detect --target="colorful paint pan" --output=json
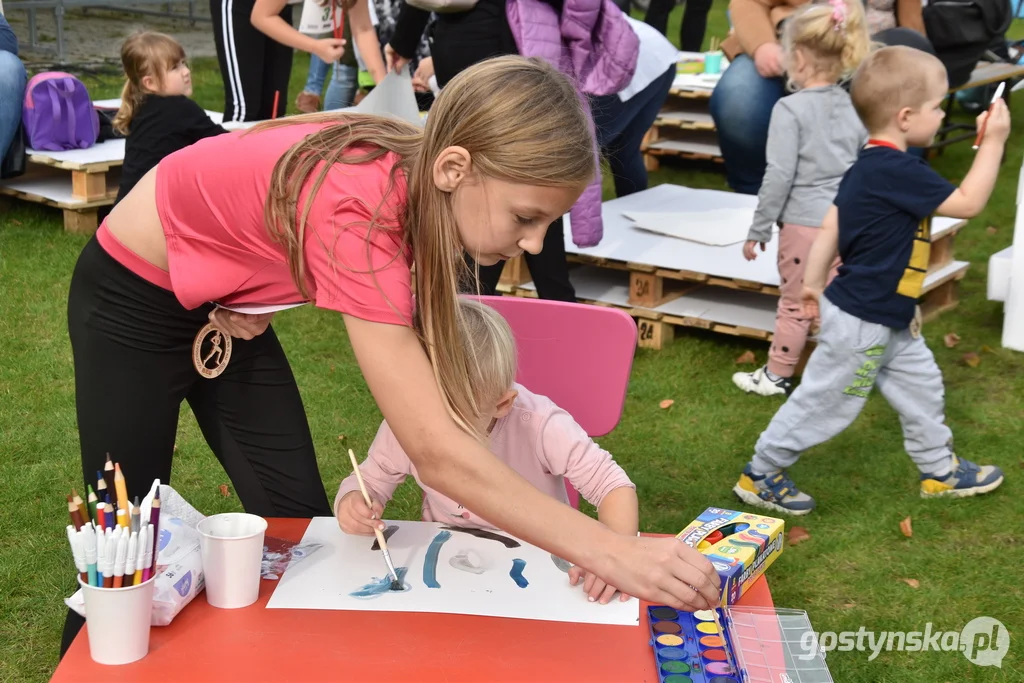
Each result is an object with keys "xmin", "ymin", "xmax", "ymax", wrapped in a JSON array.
[
  {"xmin": 656, "ymin": 634, "xmax": 684, "ymax": 647},
  {"xmin": 661, "ymin": 661, "xmax": 690, "ymax": 674},
  {"xmin": 651, "ymin": 606, "xmax": 679, "ymax": 620},
  {"xmin": 705, "ymin": 662, "xmax": 734, "ymax": 675},
  {"xmin": 647, "ymin": 605, "xmax": 742, "ymax": 683}
]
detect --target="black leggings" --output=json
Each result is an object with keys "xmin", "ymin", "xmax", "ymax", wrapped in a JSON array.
[
  {"xmin": 645, "ymin": 0, "xmax": 713, "ymax": 52},
  {"xmin": 61, "ymin": 237, "xmax": 331, "ymax": 654},
  {"xmin": 210, "ymin": 0, "xmax": 293, "ymax": 121}
]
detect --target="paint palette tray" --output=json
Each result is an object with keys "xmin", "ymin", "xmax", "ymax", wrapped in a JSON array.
[
  {"xmin": 648, "ymin": 605, "xmax": 833, "ymax": 683},
  {"xmin": 648, "ymin": 606, "xmax": 741, "ymax": 682}
]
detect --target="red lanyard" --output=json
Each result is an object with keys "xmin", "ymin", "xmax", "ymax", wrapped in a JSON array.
[
  {"xmin": 866, "ymin": 139, "xmax": 901, "ymax": 150},
  {"xmin": 332, "ymin": 2, "xmax": 346, "ymax": 41}
]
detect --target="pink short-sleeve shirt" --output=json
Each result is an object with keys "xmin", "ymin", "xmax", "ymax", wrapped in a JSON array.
[{"xmin": 154, "ymin": 123, "xmax": 413, "ymax": 325}]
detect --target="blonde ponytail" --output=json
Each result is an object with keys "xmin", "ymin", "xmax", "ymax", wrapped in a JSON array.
[{"xmin": 783, "ymin": 0, "xmax": 876, "ymax": 84}]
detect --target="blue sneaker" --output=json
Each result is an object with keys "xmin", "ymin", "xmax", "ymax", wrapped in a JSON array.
[
  {"xmin": 920, "ymin": 456, "xmax": 1004, "ymax": 498},
  {"xmin": 733, "ymin": 463, "xmax": 815, "ymax": 516}
]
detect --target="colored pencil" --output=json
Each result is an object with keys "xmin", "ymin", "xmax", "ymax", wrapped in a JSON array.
[
  {"xmin": 103, "ymin": 454, "xmax": 116, "ymax": 500},
  {"xmin": 86, "ymin": 485, "xmax": 99, "ymax": 527},
  {"xmin": 114, "ymin": 463, "xmax": 129, "ymax": 519},
  {"xmin": 131, "ymin": 498, "xmax": 141, "ymax": 534},
  {"xmin": 104, "ymin": 502, "xmax": 115, "ymax": 530},
  {"xmin": 67, "ymin": 496, "xmax": 85, "ymax": 531},
  {"xmin": 149, "ymin": 490, "xmax": 162, "ymax": 574},
  {"xmin": 272, "ymin": 90, "xmax": 280, "ymax": 120},
  {"xmin": 116, "ymin": 507, "xmax": 128, "ymax": 529},
  {"xmin": 71, "ymin": 489, "xmax": 89, "ymax": 524}
]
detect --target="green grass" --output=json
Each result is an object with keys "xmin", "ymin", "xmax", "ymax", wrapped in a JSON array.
[{"xmin": 2, "ymin": 7, "xmax": 1024, "ymax": 682}]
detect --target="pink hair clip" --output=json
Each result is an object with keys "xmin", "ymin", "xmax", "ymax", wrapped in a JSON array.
[{"xmin": 829, "ymin": 0, "xmax": 847, "ymax": 29}]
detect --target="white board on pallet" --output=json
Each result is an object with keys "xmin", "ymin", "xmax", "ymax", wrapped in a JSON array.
[
  {"xmin": 564, "ymin": 185, "xmax": 969, "ymax": 289},
  {"xmin": 520, "ymin": 266, "xmax": 779, "ymax": 334}
]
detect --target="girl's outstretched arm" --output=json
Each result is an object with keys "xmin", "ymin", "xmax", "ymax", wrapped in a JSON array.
[{"xmin": 343, "ymin": 314, "xmax": 721, "ymax": 611}]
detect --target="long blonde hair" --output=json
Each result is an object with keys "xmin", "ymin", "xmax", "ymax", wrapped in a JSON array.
[
  {"xmin": 112, "ymin": 31, "xmax": 187, "ymax": 136},
  {"xmin": 251, "ymin": 56, "xmax": 594, "ymax": 438},
  {"xmin": 458, "ymin": 299, "xmax": 518, "ymax": 406},
  {"xmin": 783, "ymin": 0, "xmax": 873, "ymax": 86}
]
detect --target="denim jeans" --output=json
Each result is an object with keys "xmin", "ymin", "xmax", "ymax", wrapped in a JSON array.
[
  {"xmin": 0, "ymin": 50, "xmax": 27, "ymax": 159},
  {"xmin": 708, "ymin": 54, "xmax": 785, "ymax": 195},
  {"xmin": 710, "ymin": 28, "xmax": 935, "ymax": 194},
  {"xmin": 303, "ymin": 53, "xmax": 332, "ymax": 95},
  {"xmin": 324, "ymin": 62, "xmax": 359, "ymax": 110},
  {"xmin": 591, "ymin": 65, "xmax": 675, "ymax": 198}
]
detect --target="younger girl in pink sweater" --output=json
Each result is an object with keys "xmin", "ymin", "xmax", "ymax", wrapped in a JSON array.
[{"xmin": 336, "ymin": 298, "xmax": 639, "ymax": 604}]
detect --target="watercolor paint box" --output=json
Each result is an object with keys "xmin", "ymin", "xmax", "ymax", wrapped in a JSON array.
[
  {"xmin": 648, "ymin": 605, "xmax": 834, "ymax": 683},
  {"xmin": 677, "ymin": 508, "xmax": 785, "ymax": 608}
]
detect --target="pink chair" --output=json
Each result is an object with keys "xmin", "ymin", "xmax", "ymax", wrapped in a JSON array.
[{"xmin": 474, "ymin": 296, "xmax": 638, "ymax": 508}]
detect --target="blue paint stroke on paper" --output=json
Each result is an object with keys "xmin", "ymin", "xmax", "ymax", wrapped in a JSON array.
[
  {"xmin": 509, "ymin": 558, "xmax": 529, "ymax": 588},
  {"xmin": 349, "ymin": 566, "xmax": 409, "ymax": 599},
  {"xmin": 423, "ymin": 530, "xmax": 452, "ymax": 588}
]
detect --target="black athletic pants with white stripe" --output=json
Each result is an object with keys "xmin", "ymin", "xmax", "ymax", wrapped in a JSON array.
[{"xmin": 210, "ymin": 0, "xmax": 293, "ymax": 122}]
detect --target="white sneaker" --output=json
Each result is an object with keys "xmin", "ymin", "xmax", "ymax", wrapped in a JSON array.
[{"xmin": 732, "ymin": 366, "xmax": 791, "ymax": 396}]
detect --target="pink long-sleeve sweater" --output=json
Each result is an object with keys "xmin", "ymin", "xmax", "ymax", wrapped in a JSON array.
[{"xmin": 335, "ymin": 384, "xmax": 635, "ymax": 529}]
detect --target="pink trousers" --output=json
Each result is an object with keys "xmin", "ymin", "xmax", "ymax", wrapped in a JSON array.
[{"xmin": 768, "ymin": 223, "xmax": 841, "ymax": 378}]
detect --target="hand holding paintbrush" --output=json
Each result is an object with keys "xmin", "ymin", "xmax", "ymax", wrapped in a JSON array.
[
  {"xmin": 973, "ymin": 83, "xmax": 1008, "ymax": 150},
  {"xmin": 347, "ymin": 448, "xmax": 402, "ymax": 591}
]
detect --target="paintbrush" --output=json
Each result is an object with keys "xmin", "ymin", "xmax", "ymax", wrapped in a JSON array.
[{"xmin": 347, "ymin": 448, "xmax": 401, "ymax": 590}]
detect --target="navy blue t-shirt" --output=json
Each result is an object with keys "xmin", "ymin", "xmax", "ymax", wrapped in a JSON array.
[{"xmin": 824, "ymin": 147, "xmax": 956, "ymax": 329}]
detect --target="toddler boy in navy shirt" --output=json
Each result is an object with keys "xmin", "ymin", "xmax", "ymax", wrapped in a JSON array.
[{"xmin": 734, "ymin": 47, "xmax": 1008, "ymax": 515}]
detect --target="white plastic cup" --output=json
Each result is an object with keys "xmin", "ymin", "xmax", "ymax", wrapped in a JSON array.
[
  {"xmin": 78, "ymin": 575, "xmax": 156, "ymax": 665},
  {"xmin": 197, "ymin": 512, "xmax": 267, "ymax": 609}
]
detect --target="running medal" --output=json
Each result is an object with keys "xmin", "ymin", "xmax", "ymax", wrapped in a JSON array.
[{"xmin": 192, "ymin": 323, "xmax": 232, "ymax": 378}]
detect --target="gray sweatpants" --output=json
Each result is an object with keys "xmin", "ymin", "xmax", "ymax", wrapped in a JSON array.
[{"xmin": 752, "ymin": 297, "xmax": 953, "ymax": 476}]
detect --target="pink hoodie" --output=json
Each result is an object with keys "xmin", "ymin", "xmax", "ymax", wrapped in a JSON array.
[{"xmin": 335, "ymin": 384, "xmax": 634, "ymax": 529}]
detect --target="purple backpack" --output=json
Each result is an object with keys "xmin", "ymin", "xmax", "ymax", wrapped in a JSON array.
[{"xmin": 22, "ymin": 72, "xmax": 99, "ymax": 151}]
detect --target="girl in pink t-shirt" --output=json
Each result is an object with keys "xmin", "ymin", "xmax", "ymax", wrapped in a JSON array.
[
  {"xmin": 336, "ymin": 299, "xmax": 639, "ymax": 604},
  {"xmin": 64, "ymin": 57, "xmax": 719, "ymax": 651}
]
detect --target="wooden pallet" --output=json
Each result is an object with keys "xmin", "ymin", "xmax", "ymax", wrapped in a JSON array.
[
  {"xmin": 643, "ymin": 84, "xmax": 722, "ymax": 171},
  {"xmin": 0, "ymin": 163, "xmax": 119, "ymax": 233}
]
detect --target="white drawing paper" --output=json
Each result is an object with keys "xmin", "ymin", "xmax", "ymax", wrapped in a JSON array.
[
  {"xmin": 266, "ymin": 518, "xmax": 640, "ymax": 627},
  {"xmin": 624, "ymin": 208, "xmax": 764, "ymax": 246},
  {"xmin": 354, "ymin": 68, "xmax": 422, "ymax": 127}
]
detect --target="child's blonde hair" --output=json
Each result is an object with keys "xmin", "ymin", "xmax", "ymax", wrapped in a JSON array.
[
  {"xmin": 457, "ymin": 299, "xmax": 518, "ymax": 406},
  {"xmin": 250, "ymin": 56, "xmax": 594, "ymax": 440},
  {"xmin": 113, "ymin": 31, "xmax": 187, "ymax": 136},
  {"xmin": 850, "ymin": 46, "xmax": 948, "ymax": 133},
  {"xmin": 782, "ymin": 0, "xmax": 872, "ymax": 87}
]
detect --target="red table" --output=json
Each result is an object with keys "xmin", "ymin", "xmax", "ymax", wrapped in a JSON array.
[{"xmin": 54, "ymin": 519, "xmax": 776, "ymax": 682}]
